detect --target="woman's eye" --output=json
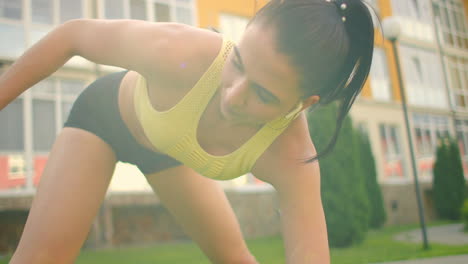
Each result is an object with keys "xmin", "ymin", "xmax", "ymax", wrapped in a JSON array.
[
  {"xmin": 232, "ymin": 58, "xmax": 243, "ymax": 71},
  {"xmin": 254, "ymin": 87, "xmax": 271, "ymax": 104},
  {"xmin": 257, "ymin": 93, "xmax": 270, "ymax": 104}
]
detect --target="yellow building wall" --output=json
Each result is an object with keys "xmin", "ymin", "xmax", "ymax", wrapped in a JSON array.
[
  {"xmin": 465, "ymin": 0, "xmax": 468, "ymax": 21},
  {"xmin": 376, "ymin": 0, "xmax": 402, "ymax": 102},
  {"xmin": 197, "ymin": 0, "xmax": 269, "ymax": 29},
  {"xmin": 196, "ymin": 0, "xmax": 408, "ymax": 103}
]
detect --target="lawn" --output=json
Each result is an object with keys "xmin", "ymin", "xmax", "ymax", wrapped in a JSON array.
[{"xmin": 1, "ymin": 220, "xmax": 467, "ymax": 264}]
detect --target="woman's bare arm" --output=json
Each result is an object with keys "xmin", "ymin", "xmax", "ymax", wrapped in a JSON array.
[
  {"xmin": 0, "ymin": 19, "xmax": 200, "ymax": 110},
  {"xmin": 252, "ymin": 115, "xmax": 330, "ymax": 264},
  {"xmin": 146, "ymin": 166, "xmax": 258, "ymax": 264}
]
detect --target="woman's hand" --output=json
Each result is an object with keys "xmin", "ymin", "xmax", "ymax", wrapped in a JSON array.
[
  {"xmin": 252, "ymin": 115, "xmax": 330, "ymax": 264},
  {"xmin": 274, "ymin": 162, "xmax": 329, "ymax": 264}
]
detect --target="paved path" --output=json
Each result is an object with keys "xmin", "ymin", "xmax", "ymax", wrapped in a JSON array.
[
  {"xmin": 373, "ymin": 254, "xmax": 468, "ymax": 264},
  {"xmin": 393, "ymin": 224, "xmax": 468, "ymax": 245},
  {"xmin": 373, "ymin": 224, "xmax": 468, "ymax": 264}
]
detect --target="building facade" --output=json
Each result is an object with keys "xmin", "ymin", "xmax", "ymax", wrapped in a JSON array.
[
  {"xmin": 0, "ymin": 0, "xmax": 198, "ymax": 193},
  {"xmin": 352, "ymin": 0, "xmax": 468, "ymax": 186},
  {"xmin": 0, "ymin": 0, "xmax": 468, "ymax": 225}
]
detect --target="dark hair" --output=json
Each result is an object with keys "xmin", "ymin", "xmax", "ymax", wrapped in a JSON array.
[{"xmin": 251, "ymin": 0, "xmax": 375, "ymax": 163}]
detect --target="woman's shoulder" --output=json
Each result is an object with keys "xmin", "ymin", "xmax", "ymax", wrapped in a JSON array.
[
  {"xmin": 143, "ymin": 23, "xmax": 224, "ymax": 86},
  {"xmin": 252, "ymin": 114, "xmax": 317, "ymax": 180}
]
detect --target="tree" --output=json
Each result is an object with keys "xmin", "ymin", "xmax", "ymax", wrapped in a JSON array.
[
  {"xmin": 432, "ymin": 137, "xmax": 467, "ymax": 220},
  {"xmin": 307, "ymin": 103, "xmax": 370, "ymax": 247},
  {"xmin": 356, "ymin": 131, "xmax": 387, "ymax": 229}
]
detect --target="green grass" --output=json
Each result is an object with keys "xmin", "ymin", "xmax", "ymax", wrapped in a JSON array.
[{"xmin": 1, "ymin": 221, "xmax": 467, "ymax": 264}]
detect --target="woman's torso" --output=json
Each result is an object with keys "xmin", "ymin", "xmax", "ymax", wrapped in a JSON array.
[{"xmin": 117, "ymin": 33, "xmax": 262, "ymax": 159}]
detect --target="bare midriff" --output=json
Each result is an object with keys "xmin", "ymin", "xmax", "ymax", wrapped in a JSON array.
[{"xmin": 117, "ymin": 71, "xmax": 163, "ymax": 154}]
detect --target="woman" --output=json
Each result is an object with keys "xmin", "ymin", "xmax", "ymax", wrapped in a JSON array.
[{"xmin": 0, "ymin": 0, "xmax": 374, "ymax": 263}]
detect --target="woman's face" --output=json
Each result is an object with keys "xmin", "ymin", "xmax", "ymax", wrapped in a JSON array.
[{"xmin": 219, "ymin": 23, "xmax": 309, "ymax": 127}]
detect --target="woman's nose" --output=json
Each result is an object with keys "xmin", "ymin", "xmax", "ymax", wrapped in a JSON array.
[{"xmin": 225, "ymin": 78, "xmax": 248, "ymax": 108}]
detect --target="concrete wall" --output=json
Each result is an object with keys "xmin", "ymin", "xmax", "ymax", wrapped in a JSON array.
[
  {"xmin": 1, "ymin": 182, "xmax": 465, "ymax": 254},
  {"xmin": 85, "ymin": 188, "xmax": 281, "ymax": 249},
  {"xmin": 380, "ymin": 181, "xmax": 438, "ymax": 226}
]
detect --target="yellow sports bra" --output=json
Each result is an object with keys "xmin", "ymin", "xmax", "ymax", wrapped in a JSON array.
[{"xmin": 134, "ymin": 38, "xmax": 297, "ymax": 180}]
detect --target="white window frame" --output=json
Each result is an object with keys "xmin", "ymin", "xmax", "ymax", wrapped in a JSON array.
[
  {"xmin": 29, "ymin": 77, "xmax": 86, "ymax": 153},
  {"xmin": 448, "ymin": 56, "xmax": 468, "ymax": 110},
  {"xmin": 0, "ymin": 0, "xmax": 87, "ymax": 60},
  {"xmin": 0, "ymin": 0, "xmax": 23, "ymax": 21},
  {"xmin": 433, "ymin": 0, "xmax": 468, "ymax": 49},
  {"xmin": 412, "ymin": 114, "xmax": 450, "ymax": 178},
  {"xmin": 379, "ymin": 123, "xmax": 406, "ymax": 179},
  {"xmin": 370, "ymin": 47, "xmax": 392, "ymax": 101},
  {"xmin": 391, "ymin": 0, "xmax": 432, "ymax": 23},
  {"xmin": 98, "ymin": 0, "xmax": 196, "ymax": 25},
  {"xmin": 8, "ymin": 154, "xmax": 25, "ymax": 180},
  {"xmin": 400, "ymin": 45, "xmax": 448, "ymax": 109},
  {"xmin": 0, "ymin": 0, "xmax": 25, "ymax": 60},
  {"xmin": 29, "ymin": 0, "xmax": 86, "ymax": 26},
  {"xmin": 58, "ymin": 0, "xmax": 85, "ymax": 23}
]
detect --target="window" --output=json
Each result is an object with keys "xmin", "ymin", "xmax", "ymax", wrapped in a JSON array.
[
  {"xmin": 370, "ymin": 47, "xmax": 391, "ymax": 101},
  {"xmin": 173, "ymin": 0, "xmax": 193, "ymax": 25},
  {"xmin": 31, "ymin": 79, "xmax": 56, "ymax": 152},
  {"xmin": 104, "ymin": 0, "xmax": 125, "ymax": 19},
  {"xmin": 61, "ymin": 79, "xmax": 85, "ymax": 122},
  {"xmin": 101, "ymin": 0, "xmax": 195, "ymax": 25},
  {"xmin": 0, "ymin": 99, "xmax": 24, "ymax": 152},
  {"xmin": 33, "ymin": 100, "xmax": 56, "ymax": 152},
  {"xmin": 130, "ymin": 0, "xmax": 147, "ymax": 20},
  {"xmin": 411, "ymin": 57, "xmax": 423, "ymax": 84},
  {"xmin": 31, "ymin": 0, "xmax": 54, "ymax": 24},
  {"xmin": 0, "ymin": 23, "xmax": 26, "ymax": 57},
  {"xmin": 175, "ymin": 6, "xmax": 192, "ymax": 25},
  {"xmin": 400, "ymin": 46, "xmax": 447, "ymax": 109},
  {"xmin": 61, "ymin": 79, "xmax": 85, "ymax": 97},
  {"xmin": 8, "ymin": 155, "xmax": 25, "ymax": 179},
  {"xmin": 0, "ymin": 0, "xmax": 25, "ymax": 58},
  {"xmin": 153, "ymin": 0, "xmax": 194, "ymax": 24},
  {"xmin": 413, "ymin": 114, "xmax": 450, "ymax": 178},
  {"xmin": 154, "ymin": 2, "xmax": 170, "ymax": 22},
  {"xmin": 28, "ymin": 78, "xmax": 86, "ymax": 152},
  {"xmin": 0, "ymin": 0, "xmax": 22, "ymax": 20},
  {"xmin": 391, "ymin": 0, "xmax": 432, "ymax": 23},
  {"xmin": 433, "ymin": 0, "xmax": 468, "ymax": 49},
  {"xmin": 379, "ymin": 124, "xmax": 405, "ymax": 178},
  {"xmin": 448, "ymin": 56, "xmax": 468, "ymax": 110},
  {"xmin": 59, "ymin": 0, "xmax": 83, "ymax": 23},
  {"xmin": 410, "ymin": 0, "xmax": 421, "ymax": 19}
]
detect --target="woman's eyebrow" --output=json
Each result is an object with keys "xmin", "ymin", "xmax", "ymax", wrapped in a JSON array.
[
  {"xmin": 254, "ymin": 83, "xmax": 280, "ymax": 104},
  {"xmin": 234, "ymin": 45, "xmax": 281, "ymax": 105},
  {"xmin": 233, "ymin": 46, "xmax": 244, "ymax": 68}
]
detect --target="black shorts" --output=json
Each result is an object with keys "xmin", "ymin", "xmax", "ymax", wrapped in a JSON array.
[{"xmin": 64, "ymin": 71, "xmax": 182, "ymax": 174}]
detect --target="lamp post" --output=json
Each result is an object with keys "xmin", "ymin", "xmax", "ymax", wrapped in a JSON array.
[{"xmin": 382, "ymin": 16, "xmax": 430, "ymax": 250}]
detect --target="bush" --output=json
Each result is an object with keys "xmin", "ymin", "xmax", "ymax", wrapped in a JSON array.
[
  {"xmin": 432, "ymin": 137, "xmax": 467, "ymax": 220},
  {"xmin": 463, "ymin": 199, "xmax": 468, "ymax": 232},
  {"xmin": 307, "ymin": 103, "xmax": 370, "ymax": 247},
  {"xmin": 356, "ymin": 131, "xmax": 387, "ymax": 229}
]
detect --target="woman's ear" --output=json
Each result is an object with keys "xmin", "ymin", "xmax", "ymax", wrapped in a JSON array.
[
  {"xmin": 302, "ymin": 95, "xmax": 320, "ymax": 110},
  {"xmin": 285, "ymin": 101, "xmax": 304, "ymax": 119}
]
